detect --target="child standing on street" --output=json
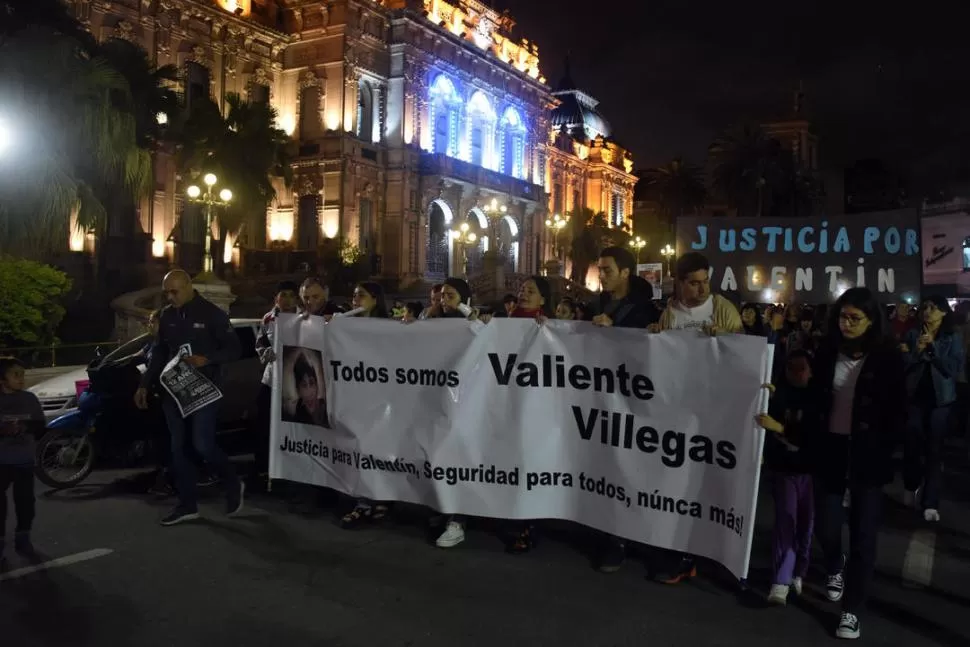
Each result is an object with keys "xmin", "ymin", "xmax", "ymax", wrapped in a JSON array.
[
  {"xmin": 0, "ymin": 356, "xmax": 45, "ymax": 561},
  {"xmin": 757, "ymin": 350, "xmax": 815, "ymax": 605}
]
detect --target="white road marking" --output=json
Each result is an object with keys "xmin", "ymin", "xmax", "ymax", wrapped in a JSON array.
[
  {"xmin": 901, "ymin": 529, "xmax": 936, "ymax": 587},
  {"xmin": 0, "ymin": 548, "xmax": 113, "ymax": 582}
]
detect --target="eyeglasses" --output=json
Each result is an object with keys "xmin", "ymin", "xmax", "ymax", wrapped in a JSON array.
[{"xmin": 838, "ymin": 313, "xmax": 868, "ymax": 325}]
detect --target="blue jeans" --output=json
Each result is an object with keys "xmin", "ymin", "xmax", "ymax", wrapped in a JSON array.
[{"xmin": 162, "ymin": 398, "xmax": 239, "ymax": 513}]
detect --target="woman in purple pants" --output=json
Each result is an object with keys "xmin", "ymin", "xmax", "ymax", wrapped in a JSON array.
[{"xmin": 757, "ymin": 349, "xmax": 815, "ymax": 606}]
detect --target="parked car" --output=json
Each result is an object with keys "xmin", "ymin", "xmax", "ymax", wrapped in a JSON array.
[{"xmin": 29, "ymin": 318, "xmax": 264, "ymax": 430}]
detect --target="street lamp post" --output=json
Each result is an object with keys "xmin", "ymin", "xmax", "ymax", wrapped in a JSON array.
[
  {"xmin": 449, "ymin": 222, "xmax": 478, "ymax": 278},
  {"xmin": 661, "ymin": 244, "xmax": 675, "ymax": 277},
  {"xmin": 629, "ymin": 236, "xmax": 646, "ymax": 265},
  {"xmin": 185, "ymin": 173, "xmax": 233, "ymax": 277},
  {"xmin": 544, "ymin": 213, "xmax": 568, "ymax": 261}
]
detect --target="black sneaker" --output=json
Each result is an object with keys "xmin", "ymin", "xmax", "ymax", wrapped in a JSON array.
[
  {"xmin": 14, "ymin": 532, "xmax": 35, "ymax": 557},
  {"xmin": 826, "ymin": 572, "xmax": 845, "ymax": 602},
  {"xmin": 598, "ymin": 538, "xmax": 626, "ymax": 573},
  {"xmin": 227, "ymin": 481, "xmax": 245, "ymax": 517},
  {"xmin": 160, "ymin": 508, "xmax": 201, "ymax": 526},
  {"xmin": 836, "ymin": 612, "xmax": 860, "ymax": 639}
]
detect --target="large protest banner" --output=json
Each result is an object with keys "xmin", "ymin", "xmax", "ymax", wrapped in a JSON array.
[
  {"xmin": 269, "ymin": 314, "xmax": 772, "ymax": 578},
  {"xmin": 676, "ymin": 210, "xmax": 921, "ymax": 303}
]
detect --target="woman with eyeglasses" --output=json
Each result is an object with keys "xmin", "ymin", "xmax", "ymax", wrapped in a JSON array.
[
  {"xmin": 899, "ymin": 296, "xmax": 964, "ymax": 523},
  {"xmin": 804, "ymin": 288, "xmax": 906, "ymax": 640}
]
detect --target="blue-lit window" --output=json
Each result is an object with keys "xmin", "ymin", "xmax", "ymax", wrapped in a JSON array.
[
  {"xmin": 499, "ymin": 107, "xmax": 526, "ymax": 179},
  {"xmin": 429, "ymin": 75, "xmax": 461, "ymax": 157}
]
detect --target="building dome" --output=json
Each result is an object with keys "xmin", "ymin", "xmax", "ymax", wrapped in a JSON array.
[{"xmin": 550, "ymin": 63, "xmax": 611, "ymax": 140}]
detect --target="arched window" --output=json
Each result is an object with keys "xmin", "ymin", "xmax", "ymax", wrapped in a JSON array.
[
  {"xmin": 357, "ymin": 81, "xmax": 374, "ymax": 142},
  {"xmin": 466, "ymin": 91, "xmax": 496, "ymax": 168},
  {"xmin": 429, "ymin": 75, "xmax": 461, "ymax": 157},
  {"xmin": 499, "ymin": 106, "xmax": 526, "ymax": 179}
]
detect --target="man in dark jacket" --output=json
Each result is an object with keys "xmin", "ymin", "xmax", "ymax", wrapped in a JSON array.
[
  {"xmin": 135, "ymin": 270, "xmax": 243, "ymax": 526},
  {"xmin": 590, "ymin": 246, "xmax": 656, "ymax": 573},
  {"xmin": 593, "ymin": 246, "xmax": 658, "ymax": 330}
]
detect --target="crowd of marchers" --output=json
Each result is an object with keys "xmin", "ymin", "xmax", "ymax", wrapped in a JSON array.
[{"xmin": 1, "ymin": 244, "xmax": 960, "ymax": 641}]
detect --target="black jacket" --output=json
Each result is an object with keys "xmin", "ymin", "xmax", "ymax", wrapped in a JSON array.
[
  {"xmin": 597, "ymin": 276, "xmax": 657, "ymax": 329},
  {"xmin": 141, "ymin": 292, "xmax": 241, "ymax": 388},
  {"xmin": 764, "ymin": 382, "xmax": 812, "ymax": 473},
  {"xmin": 805, "ymin": 340, "xmax": 906, "ymax": 487}
]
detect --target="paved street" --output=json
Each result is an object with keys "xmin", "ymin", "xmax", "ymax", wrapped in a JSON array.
[{"xmin": 3, "ymin": 456, "xmax": 970, "ymax": 647}]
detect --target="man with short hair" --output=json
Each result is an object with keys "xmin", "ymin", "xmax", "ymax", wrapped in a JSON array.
[
  {"xmin": 253, "ymin": 280, "xmax": 300, "ymax": 486},
  {"xmin": 592, "ymin": 246, "xmax": 657, "ymax": 573},
  {"xmin": 135, "ymin": 270, "xmax": 244, "ymax": 526},
  {"xmin": 658, "ymin": 252, "xmax": 743, "ymax": 334},
  {"xmin": 419, "ymin": 284, "xmax": 444, "ymax": 320},
  {"xmin": 651, "ymin": 251, "xmax": 743, "ymax": 584},
  {"xmin": 300, "ymin": 277, "xmax": 339, "ymax": 317},
  {"xmin": 592, "ymin": 246, "xmax": 657, "ymax": 330}
]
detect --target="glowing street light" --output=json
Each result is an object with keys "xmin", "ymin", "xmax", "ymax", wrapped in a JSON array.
[
  {"xmin": 185, "ymin": 173, "xmax": 233, "ymax": 276},
  {"xmin": 0, "ymin": 117, "xmax": 11, "ymax": 156},
  {"xmin": 450, "ymin": 222, "xmax": 478, "ymax": 277},
  {"xmin": 629, "ymin": 235, "xmax": 646, "ymax": 264},
  {"xmin": 544, "ymin": 213, "xmax": 568, "ymax": 261},
  {"xmin": 661, "ymin": 244, "xmax": 675, "ymax": 277}
]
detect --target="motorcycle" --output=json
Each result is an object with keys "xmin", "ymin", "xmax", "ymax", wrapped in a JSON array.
[{"xmin": 34, "ymin": 347, "xmax": 160, "ymax": 489}]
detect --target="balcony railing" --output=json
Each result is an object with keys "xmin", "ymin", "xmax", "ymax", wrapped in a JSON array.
[{"xmin": 419, "ymin": 152, "xmax": 545, "ymax": 202}]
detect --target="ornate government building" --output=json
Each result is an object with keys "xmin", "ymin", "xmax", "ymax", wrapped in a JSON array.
[{"xmin": 68, "ymin": 0, "xmax": 636, "ymax": 289}]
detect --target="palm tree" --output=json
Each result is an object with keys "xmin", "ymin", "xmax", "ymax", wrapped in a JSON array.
[
  {"xmin": 709, "ymin": 124, "xmax": 785, "ymax": 217},
  {"xmin": 97, "ymin": 38, "xmax": 179, "ymax": 151},
  {"xmin": 640, "ymin": 159, "xmax": 707, "ymax": 221},
  {"xmin": 0, "ymin": 28, "xmax": 152, "ymax": 257},
  {"xmin": 177, "ymin": 93, "xmax": 293, "ymax": 274},
  {"xmin": 565, "ymin": 208, "xmax": 616, "ymax": 284}
]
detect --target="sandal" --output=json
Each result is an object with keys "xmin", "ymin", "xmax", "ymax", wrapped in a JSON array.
[
  {"xmin": 340, "ymin": 506, "xmax": 373, "ymax": 529},
  {"xmin": 371, "ymin": 504, "xmax": 389, "ymax": 522},
  {"xmin": 506, "ymin": 526, "xmax": 537, "ymax": 554}
]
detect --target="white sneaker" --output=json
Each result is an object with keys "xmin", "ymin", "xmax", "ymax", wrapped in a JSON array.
[
  {"xmin": 792, "ymin": 576, "xmax": 803, "ymax": 596},
  {"xmin": 836, "ymin": 611, "xmax": 860, "ymax": 639},
  {"xmin": 924, "ymin": 508, "xmax": 940, "ymax": 522},
  {"xmin": 435, "ymin": 521, "xmax": 465, "ymax": 548},
  {"xmin": 767, "ymin": 584, "xmax": 789, "ymax": 605},
  {"xmin": 903, "ymin": 489, "xmax": 918, "ymax": 509},
  {"xmin": 825, "ymin": 572, "xmax": 845, "ymax": 602}
]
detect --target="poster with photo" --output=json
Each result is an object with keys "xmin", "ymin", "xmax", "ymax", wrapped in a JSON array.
[
  {"xmin": 637, "ymin": 263, "xmax": 664, "ymax": 299},
  {"xmin": 279, "ymin": 346, "xmax": 329, "ymax": 428}
]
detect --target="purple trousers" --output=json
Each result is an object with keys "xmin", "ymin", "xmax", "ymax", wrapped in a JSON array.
[{"xmin": 771, "ymin": 472, "xmax": 814, "ymax": 585}]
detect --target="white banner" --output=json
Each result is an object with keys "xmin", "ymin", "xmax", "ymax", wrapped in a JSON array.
[{"xmin": 269, "ymin": 314, "xmax": 772, "ymax": 578}]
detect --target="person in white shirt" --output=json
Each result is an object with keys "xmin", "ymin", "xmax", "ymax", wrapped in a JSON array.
[
  {"xmin": 657, "ymin": 252, "xmax": 743, "ymax": 335},
  {"xmin": 253, "ymin": 280, "xmax": 299, "ymax": 486}
]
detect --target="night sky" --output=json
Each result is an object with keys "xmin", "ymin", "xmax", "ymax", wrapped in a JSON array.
[{"xmin": 496, "ymin": 0, "xmax": 970, "ymax": 185}]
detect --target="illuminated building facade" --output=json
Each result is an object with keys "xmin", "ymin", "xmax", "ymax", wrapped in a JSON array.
[
  {"xmin": 66, "ymin": 0, "xmax": 634, "ymax": 287},
  {"xmin": 545, "ymin": 67, "xmax": 636, "ymax": 279}
]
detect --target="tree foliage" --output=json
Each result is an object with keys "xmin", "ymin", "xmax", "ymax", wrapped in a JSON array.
[
  {"xmin": 565, "ymin": 208, "xmax": 629, "ymax": 283},
  {"xmin": 0, "ymin": 256, "xmax": 72, "ymax": 347},
  {"xmin": 0, "ymin": 12, "xmax": 154, "ymax": 257},
  {"xmin": 640, "ymin": 158, "xmax": 707, "ymax": 220},
  {"xmin": 177, "ymin": 93, "xmax": 293, "ymax": 240},
  {"xmin": 709, "ymin": 123, "xmax": 823, "ymax": 218}
]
